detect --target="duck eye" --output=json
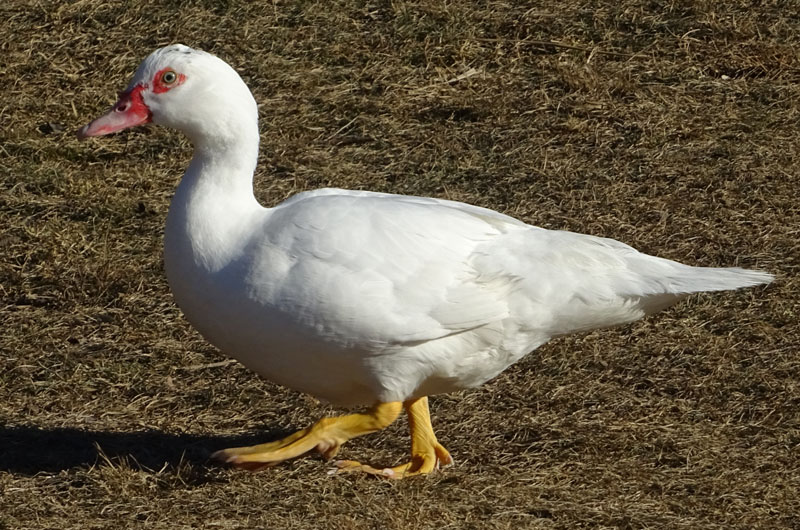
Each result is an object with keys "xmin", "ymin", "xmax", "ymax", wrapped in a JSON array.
[{"xmin": 161, "ymin": 70, "xmax": 177, "ymax": 84}]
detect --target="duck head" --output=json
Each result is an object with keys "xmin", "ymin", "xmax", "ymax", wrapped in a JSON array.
[{"xmin": 77, "ymin": 44, "xmax": 258, "ymax": 147}]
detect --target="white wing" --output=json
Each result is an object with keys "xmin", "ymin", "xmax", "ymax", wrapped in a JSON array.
[
  {"xmin": 249, "ymin": 188, "xmax": 771, "ymax": 352},
  {"xmin": 248, "ymin": 189, "xmax": 525, "ymax": 347}
]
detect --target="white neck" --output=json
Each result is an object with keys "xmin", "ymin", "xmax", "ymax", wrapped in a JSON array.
[{"xmin": 164, "ymin": 120, "xmax": 264, "ymax": 274}]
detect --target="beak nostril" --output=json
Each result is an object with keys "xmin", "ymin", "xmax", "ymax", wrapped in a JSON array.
[{"xmin": 117, "ymin": 103, "xmax": 128, "ymax": 112}]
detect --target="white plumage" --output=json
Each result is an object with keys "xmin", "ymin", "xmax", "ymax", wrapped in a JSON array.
[{"xmin": 78, "ymin": 45, "xmax": 773, "ymax": 477}]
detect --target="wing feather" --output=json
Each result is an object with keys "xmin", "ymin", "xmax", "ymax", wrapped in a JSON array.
[{"xmin": 256, "ymin": 189, "xmax": 521, "ymax": 347}]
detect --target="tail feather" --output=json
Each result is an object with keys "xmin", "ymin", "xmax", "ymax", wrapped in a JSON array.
[
  {"xmin": 666, "ymin": 265, "xmax": 774, "ymax": 294},
  {"xmin": 632, "ymin": 262, "xmax": 773, "ymax": 315}
]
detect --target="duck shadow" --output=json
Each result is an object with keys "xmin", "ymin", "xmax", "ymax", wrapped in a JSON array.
[{"xmin": 0, "ymin": 424, "xmax": 291, "ymax": 475}]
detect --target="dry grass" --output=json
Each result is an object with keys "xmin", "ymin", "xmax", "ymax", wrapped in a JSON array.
[{"xmin": 1, "ymin": 0, "xmax": 798, "ymax": 528}]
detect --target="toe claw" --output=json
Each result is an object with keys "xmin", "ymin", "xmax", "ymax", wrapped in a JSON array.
[{"xmin": 210, "ymin": 449, "xmax": 232, "ymax": 463}]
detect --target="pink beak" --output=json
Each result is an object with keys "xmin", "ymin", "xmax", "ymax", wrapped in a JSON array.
[{"xmin": 76, "ymin": 84, "xmax": 152, "ymax": 140}]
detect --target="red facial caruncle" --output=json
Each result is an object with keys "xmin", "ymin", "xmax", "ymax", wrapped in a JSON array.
[
  {"xmin": 76, "ymin": 66, "xmax": 186, "ymax": 140},
  {"xmin": 152, "ymin": 67, "xmax": 186, "ymax": 94}
]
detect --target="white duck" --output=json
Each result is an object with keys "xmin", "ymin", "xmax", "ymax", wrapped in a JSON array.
[{"xmin": 78, "ymin": 45, "xmax": 773, "ymax": 478}]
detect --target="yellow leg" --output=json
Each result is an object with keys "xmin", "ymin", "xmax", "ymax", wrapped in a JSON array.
[
  {"xmin": 335, "ymin": 396, "xmax": 453, "ymax": 478},
  {"xmin": 212, "ymin": 401, "xmax": 403, "ymax": 470}
]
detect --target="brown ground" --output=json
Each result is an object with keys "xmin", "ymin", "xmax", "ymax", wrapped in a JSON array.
[{"xmin": 1, "ymin": 1, "xmax": 797, "ymax": 528}]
